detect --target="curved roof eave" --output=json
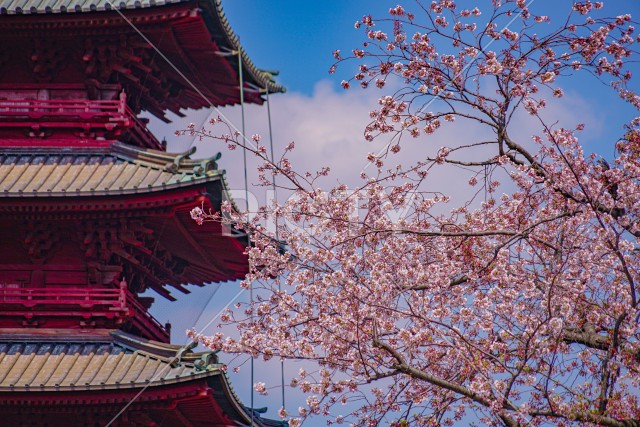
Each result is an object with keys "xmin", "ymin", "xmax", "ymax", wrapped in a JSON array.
[{"xmin": 210, "ymin": 0, "xmax": 286, "ymax": 96}]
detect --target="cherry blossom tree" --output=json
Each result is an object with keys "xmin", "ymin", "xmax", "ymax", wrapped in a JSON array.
[{"xmin": 186, "ymin": 1, "xmax": 640, "ymax": 426}]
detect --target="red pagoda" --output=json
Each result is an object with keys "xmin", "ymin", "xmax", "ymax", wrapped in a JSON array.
[{"xmin": 0, "ymin": 0, "xmax": 284, "ymax": 425}]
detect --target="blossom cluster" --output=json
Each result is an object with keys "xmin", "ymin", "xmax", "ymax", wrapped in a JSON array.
[{"xmin": 184, "ymin": 1, "xmax": 640, "ymax": 426}]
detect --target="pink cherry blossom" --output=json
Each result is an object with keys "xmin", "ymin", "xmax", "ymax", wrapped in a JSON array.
[
  {"xmin": 184, "ymin": 2, "xmax": 640, "ymax": 426},
  {"xmin": 254, "ymin": 382, "xmax": 268, "ymax": 396}
]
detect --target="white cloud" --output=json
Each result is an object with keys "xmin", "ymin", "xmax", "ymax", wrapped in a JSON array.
[{"xmin": 149, "ymin": 80, "xmax": 604, "ymax": 202}]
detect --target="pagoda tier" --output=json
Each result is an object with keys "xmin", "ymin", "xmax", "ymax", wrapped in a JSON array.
[
  {"xmin": 0, "ymin": 0, "xmax": 284, "ymax": 147},
  {"xmin": 0, "ymin": 142, "xmax": 248, "ymax": 342},
  {"xmin": 0, "ymin": 0, "xmax": 284, "ymax": 111},
  {"xmin": 0, "ymin": 330, "xmax": 283, "ymax": 427},
  {"xmin": 0, "ymin": 0, "xmax": 284, "ymax": 423}
]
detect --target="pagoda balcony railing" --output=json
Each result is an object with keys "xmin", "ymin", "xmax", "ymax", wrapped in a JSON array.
[
  {"xmin": 0, "ymin": 92, "xmax": 162, "ymax": 149},
  {"xmin": 0, "ymin": 97, "xmax": 130, "ymax": 126},
  {"xmin": 0, "ymin": 284, "xmax": 169, "ymax": 342},
  {"xmin": 0, "ymin": 286, "xmax": 124, "ymax": 305},
  {"xmin": 125, "ymin": 287, "xmax": 171, "ymax": 343}
]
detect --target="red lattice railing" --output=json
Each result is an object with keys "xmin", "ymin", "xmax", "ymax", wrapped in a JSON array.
[
  {"xmin": 0, "ymin": 97, "xmax": 129, "ymax": 124},
  {"xmin": 0, "ymin": 283, "xmax": 169, "ymax": 342},
  {"xmin": 0, "ymin": 92, "xmax": 162, "ymax": 149}
]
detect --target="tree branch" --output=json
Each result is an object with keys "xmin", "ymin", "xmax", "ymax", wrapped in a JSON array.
[{"xmin": 562, "ymin": 323, "xmax": 610, "ymax": 351}]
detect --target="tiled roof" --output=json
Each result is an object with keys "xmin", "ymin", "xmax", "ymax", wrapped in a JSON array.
[
  {"xmin": 0, "ymin": 0, "xmax": 176, "ymax": 13},
  {"xmin": 0, "ymin": 0, "xmax": 285, "ymax": 96},
  {"xmin": 0, "ymin": 142, "xmax": 224, "ymax": 197},
  {"xmin": 0, "ymin": 330, "xmax": 288, "ymax": 426},
  {"xmin": 0, "ymin": 330, "xmax": 219, "ymax": 391}
]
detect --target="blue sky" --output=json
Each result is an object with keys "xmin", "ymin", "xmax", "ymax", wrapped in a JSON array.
[
  {"xmin": 145, "ymin": 0, "xmax": 640, "ymax": 423},
  {"xmin": 221, "ymin": 1, "xmax": 391, "ymax": 95}
]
